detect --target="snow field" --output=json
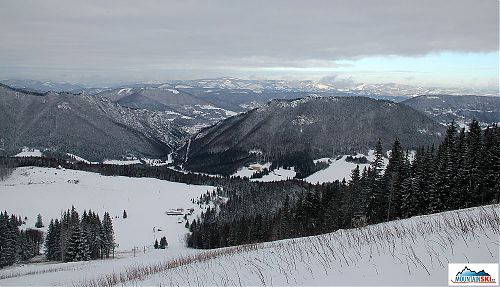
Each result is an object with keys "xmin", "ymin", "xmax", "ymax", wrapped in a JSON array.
[
  {"xmin": 14, "ymin": 148, "xmax": 42, "ymax": 158},
  {"xmin": 0, "ymin": 166, "xmax": 217, "ymax": 285},
  {"xmin": 307, "ymin": 150, "xmax": 388, "ymax": 183},
  {"xmin": 0, "ymin": 167, "xmax": 214, "ymax": 251},
  {"xmin": 78, "ymin": 205, "xmax": 498, "ymax": 286},
  {"xmin": 232, "ymin": 150, "xmax": 385, "ymax": 183}
]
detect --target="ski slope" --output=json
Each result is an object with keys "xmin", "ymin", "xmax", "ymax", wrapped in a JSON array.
[
  {"xmin": 0, "ymin": 166, "xmax": 214, "ymax": 252},
  {"xmin": 1, "ymin": 167, "xmax": 497, "ymax": 286},
  {"xmin": 122, "ymin": 205, "xmax": 500, "ymax": 286}
]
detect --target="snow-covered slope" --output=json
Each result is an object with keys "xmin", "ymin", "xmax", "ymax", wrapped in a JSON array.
[
  {"xmin": 0, "ymin": 167, "xmax": 214, "ymax": 252},
  {"xmin": 108, "ymin": 205, "xmax": 500, "ymax": 286},
  {"xmin": 306, "ymin": 150, "xmax": 389, "ymax": 183},
  {"xmin": 230, "ymin": 151, "xmax": 386, "ymax": 183},
  {"xmin": 14, "ymin": 148, "xmax": 42, "ymax": 158},
  {"xmin": 252, "ymin": 167, "xmax": 296, "ymax": 182},
  {"xmin": 1, "ymin": 174, "xmax": 497, "ymax": 287}
]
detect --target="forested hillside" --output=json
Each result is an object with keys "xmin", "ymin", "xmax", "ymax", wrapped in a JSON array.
[
  {"xmin": 177, "ymin": 96, "xmax": 445, "ymax": 175},
  {"xmin": 0, "ymin": 84, "xmax": 185, "ymax": 161},
  {"xmin": 187, "ymin": 120, "xmax": 500, "ymax": 248}
]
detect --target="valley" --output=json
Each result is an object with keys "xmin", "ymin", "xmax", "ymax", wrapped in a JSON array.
[
  {"xmin": 1, "ymin": 1, "xmax": 499, "ymax": 285},
  {"xmin": 0, "ymin": 77, "xmax": 499, "ymax": 287}
]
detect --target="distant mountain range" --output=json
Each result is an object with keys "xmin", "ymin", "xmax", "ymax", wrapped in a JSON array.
[
  {"xmin": 176, "ymin": 96, "xmax": 445, "ymax": 174},
  {"xmin": 1, "ymin": 79, "xmax": 496, "ymax": 166},
  {"xmin": 403, "ymin": 95, "xmax": 500, "ymax": 127},
  {"xmin": 5, "ymin": 77, "xmax": 496, "ymax": 100},
  {"xmin": 0, "ymin": 83, "xmax": 185, "ymax": 161},
  {"xmin": 0, "ymin": 79, "xmax": 104, "ymax": 95},
  {"xmin": 95, "ymin": 86, "xmax": 240, "ymax": 134},
  {"xmin": 3, "ymin": 78, "xmax": 498, "ymax": 132}
]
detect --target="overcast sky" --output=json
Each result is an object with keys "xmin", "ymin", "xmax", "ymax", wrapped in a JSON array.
[{"xmin": 0, "ymin": 0, "xmax": 498, "ymax": 87}]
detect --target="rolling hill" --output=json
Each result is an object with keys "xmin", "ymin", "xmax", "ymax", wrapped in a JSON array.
[
  {"xmin": 176, "ymin": 96, "xmax": 445, "ymax": 174},
  {"xmin": 402, "ymin": 95, "xmax": 500, "ymax": 127}
]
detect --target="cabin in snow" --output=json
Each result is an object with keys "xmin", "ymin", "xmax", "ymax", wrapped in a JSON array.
[{"xmin": 165, "ymin": 208, "xmax": 183, "ymax": 216}]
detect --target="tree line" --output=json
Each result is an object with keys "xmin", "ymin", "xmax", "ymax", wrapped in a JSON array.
[
  {"xmin": 0, "ymin": 160, "xmax": 14, "ymax": 181},
  {"xmin": 0, "ymin": 156, "xmax": 237, "ymax": 187},
  {"xmin": 187, "ymin": 121, "xmax": 499, "ymax": 249},
  {"xmin": 0, "ymin": 212, "xmax": 43, "ymax": 268},
  {"xmin": 45, "ymin": 207, "xmax": 115, "ymax": 262}
]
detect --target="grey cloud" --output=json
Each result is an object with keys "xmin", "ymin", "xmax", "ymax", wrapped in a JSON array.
[{"xmin": 0, "ymin": 0, "xmax": 498, "ymax": 82}]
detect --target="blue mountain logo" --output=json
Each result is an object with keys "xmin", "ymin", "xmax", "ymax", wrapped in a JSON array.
[
  {"xmin": 456, "ymin": 267, "xmax": 491, "ymax": 277},
  {"xmin": 452, "ymin": 266, "xmax": 496, "ymax": 284}
]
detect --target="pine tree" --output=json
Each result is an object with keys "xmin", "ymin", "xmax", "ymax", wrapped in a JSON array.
[
  {"xmin": 154, "ymin": 239, "xmax": 159, "ymax": 249},
  {"xmin": 0, "ymin": 212, "xmax": 18, "ymax": 267},
  {"xmin": 159, "ymin": 237, "xmax": 168, "ymax": 249},
  {"xmin": 372, "ymin": 140, "xmax": 385, "ymax": 177},
  {"xmin": 480, "ymin": 125, "xmax": 500, "ymax": 204},
  {"xmin": 385, "ymin": 138, "xmax": 404, "ymax": 221},
  {"xmin": 464, "ymin": 119, "xmax": 482, "ymax": 207},
  {"xmin": 366, "ymin": 140, "xmax": 386, "ymax": 223},
  {"xmin": 35, "ymin": 214, "xmax": 44, "ymax": 228},
  {"xmin": 101, "ymin": 212, "xmax": 115, "ymax": 258},
  {"xmin": 122, "ymin": 210, "xmax": 127, "ymax": 219},
  {"xmin": 45, "ymin": 219, "xmax": 56, "ymax": 260},
  {"xmin": 431, "ymin": 121, "xmax": 457, "ymax": 213},
  {"xmin": 280, "ymin": 195, "xmax": 292, "ymax": 238},
  {"xmin": 65, "ymin": 225, "xmax": 89, "ymax": 262},
  {"xmin": 400, "ymin": 151, "xmax": 415, "ymax": 218}
]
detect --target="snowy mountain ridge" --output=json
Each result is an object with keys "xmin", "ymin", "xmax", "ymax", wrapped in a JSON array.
[
  {"xmin": 0, "ymin": 84, "xmax": 186, "ymax": 161},
  {"xmin": 177, "ymin": 96, "xmax": 445, "ymax": 175}
]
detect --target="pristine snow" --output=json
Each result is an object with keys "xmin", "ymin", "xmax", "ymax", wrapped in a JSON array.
[
  {"xmin": 0, "ymin": 167, "xmax": 214, "ymax": 252},
  {"xmin": 91, "ymin": 205, "xmax": 500, "ymax": 286},
  {"xmin": 166, "ymin": 89, "xmax": 180, "ymax": 94},
  {"xmin": 0, "ymin": 167, "xmax": 497, "ymax": 287},
  {"xmin": 252, "ymin": 167, "xmax": 296, "ymax": 182},
  {"xmin": 66, "ymin": 153, "xmax": 99, "ymax": 164},
  {"xmin": 232, "ymin": 151, "xmax": 387, "ymax": 183},
  {"xmin": 194, "ymin": 104, "xmax": 238, "ymax": 116},
  {"xmin": 231, "ymin": 162, "xmax": 271, "ymax": 179},
  {"xmin": 313, "ymin": 157, "xmax": 331, "ymax": 164},
  {"xmin": 14, "ymin": 148, "xmax": 42, "ymax": 157},
  {"xmin": 306, "ymin": 150, "xmax": 388, "ymax": 183},
  {"xmin": 0, "ymin": 167, "xmax": 215, "ymax": 286},
  {"xmin": 231, "ymin": 163, "xmax": 296, "ymax": 181},
  {"xmin": 117, "ymin": 88, "xmax": 132, "ymax": 95},
  {"xmin": 102, "ymin": 159, "xmax": 142, "ymax": 165}
]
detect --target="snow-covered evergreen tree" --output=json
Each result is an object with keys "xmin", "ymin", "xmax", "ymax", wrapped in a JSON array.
[{"xmin": 35, "ymin": 214, "xmax": 44, "ymax": 228}]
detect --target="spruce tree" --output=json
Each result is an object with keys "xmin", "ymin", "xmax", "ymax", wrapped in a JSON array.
[
  {"xmin": 385, "ymin": 138, "xmax": 404, "ymax": 221},
  {"xmin": 65, "ymin": 225, "xmax": 89, "ymax": 262},
  {"xmin": 159, "ymin": 237, "xmax": 168, "ymax": 249},
  {"xmin": 480, "ymin": 125, "xmax": 500, "ymax": 204},
  {"xmin": 35, "ymin": 214, "xmax": 44, "ymax": 228},
  {"xmin": 464, "ymin": 119, "xmax": 482, "ymax": 206},
  {"xmin": 101, "ymin": 212, "xmax": 115, "ymax": 258},
  {"xmin": 366, "ymin": 140, "xmax": 386, "ymax": 224}
]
